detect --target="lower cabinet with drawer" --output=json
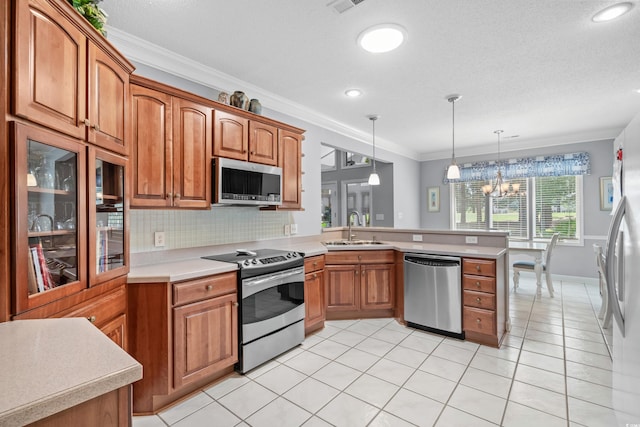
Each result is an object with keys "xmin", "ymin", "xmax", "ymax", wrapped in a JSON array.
[
  {"xmin": 325, "ymin": 250, "xmax": 395, "ymax": 320},
  {"xmin": 304, "ymin": 255, "xmax": 326, "ymax": 335},
  {"xmin": 462, "ymin": 257, "xmax": 506, "ymax": 347},
  {"xmin": 127, "ymin": 271, "xmax": 238, "ymax": 414}
]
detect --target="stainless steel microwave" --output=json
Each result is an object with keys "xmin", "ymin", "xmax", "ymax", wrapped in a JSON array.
[{"xmin": 212, "ymin": 157, "xmax": 282, "ymax": 206}]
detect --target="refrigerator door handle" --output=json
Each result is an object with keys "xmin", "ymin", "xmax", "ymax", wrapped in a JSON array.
[{"xmin": 605, "ymin": 196, "xmax": 626, "ymax": 336}]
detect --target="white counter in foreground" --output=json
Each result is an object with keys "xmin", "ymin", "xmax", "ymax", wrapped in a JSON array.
[{"xmin": 0, "ymin": 318, "xmax": 142, "ymax": 426}]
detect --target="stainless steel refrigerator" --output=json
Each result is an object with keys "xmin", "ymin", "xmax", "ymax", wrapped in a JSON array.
[{"xmin": 606, "ymin": 111, "xmax": 640, "ymax": 425}]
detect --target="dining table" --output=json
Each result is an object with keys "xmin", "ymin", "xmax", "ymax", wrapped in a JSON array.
[{"xmin": 508, "ymin": 240, "xmax": 548, "ymax": 299}]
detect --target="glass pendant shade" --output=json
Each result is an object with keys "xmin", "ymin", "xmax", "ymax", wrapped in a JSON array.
[
  {"xmin": 447, "ymin": 163, "xmax": 460, "ymax": 179},
  {"xmin": 368, "ymin": 172, "xmax": 380, "ymax": 185}
]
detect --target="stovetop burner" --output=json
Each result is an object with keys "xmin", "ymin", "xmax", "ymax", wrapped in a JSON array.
[{"xmin": 202, "ymin": 248, "xmax": 304, "ymax": 278}]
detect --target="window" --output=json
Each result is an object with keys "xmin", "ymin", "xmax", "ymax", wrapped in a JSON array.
[{"xmin": 451, "ymin": 175, "xmax": 582, "ymax": 241}]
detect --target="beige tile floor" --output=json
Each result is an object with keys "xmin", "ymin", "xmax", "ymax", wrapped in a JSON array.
[{"xmin": 133, "ymin": 275, "xmax": 616, "ymax": 427}]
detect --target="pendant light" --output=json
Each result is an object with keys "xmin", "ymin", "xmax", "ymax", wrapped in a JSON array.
[
  {"xmin": 482, "ymin": 130, "xmax": 506, "ymax": 196},
  {"xmin": 368, "ymin": 115, "xmax": 380, "ymax": 186},
  {"xmin": 446, "ymin": 95, "xmax": 461, "ymax": 180}
]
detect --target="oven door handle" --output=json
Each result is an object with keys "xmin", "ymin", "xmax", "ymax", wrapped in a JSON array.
[{"xmin": 242, "ymin": 267, "xmax": 304, "ymax": 298}]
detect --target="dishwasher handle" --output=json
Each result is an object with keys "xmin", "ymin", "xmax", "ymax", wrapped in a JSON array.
[{"xmin": 404, "ymin": 254, "xmax": 461, "ymax": 267}]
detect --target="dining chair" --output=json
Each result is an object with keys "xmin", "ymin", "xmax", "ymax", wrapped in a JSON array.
[
  {"xmin": 513, "ymin": 233, "xmax": 560, "ymax": 297},
  {"xmin": 593, "ymin": 244, "xmax": 612, "ymax": 329}
]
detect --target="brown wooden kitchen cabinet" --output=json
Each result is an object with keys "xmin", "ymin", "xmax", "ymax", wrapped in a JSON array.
[
  {"xmin": 127, "ymin": 271, "xmax": 238, "ymax": 414},
  {"xmin": 304, "ymin": 255, "xmax": 326, "ymax": 334},
  {"xmin": 325, "ymin": 250, "xmax": 395, "ymax": 320},
  {"xmin": 462, "ymin": 257, "xmax": 506, "ymax": 347},
  {"xmin": 213, "ymin": 110, "xmax": 278, "ymax": 166},
  {"xmin": 13, "ymin": 0, "xmax": 133, "ymax": 155},
  {"xmin": 130, "ymin": 78, "xmax": 212, "ymax": 209},
  {"xmin": 278, "ymin": 129, "xmax": 303, "ymax": 209}
]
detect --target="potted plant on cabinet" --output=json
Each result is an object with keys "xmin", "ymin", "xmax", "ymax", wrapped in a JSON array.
[{"xmin": 68, "ymin": 0, "xmax": 107, "ymax": 35}]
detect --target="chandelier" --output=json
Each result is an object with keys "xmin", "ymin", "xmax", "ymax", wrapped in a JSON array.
[{"xmin": 482, "ymin": 130, "xmax": 522, "ymax": 197}]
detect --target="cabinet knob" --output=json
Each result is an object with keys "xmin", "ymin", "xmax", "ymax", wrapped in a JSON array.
[
  {"xmin": 358, "ymin": 255, "xmax": 362, "ymax": 260},
  {"xmin": 313, "ymin": 262, "xmax": 318, "ymax": 266},
  {"xmin": 476, "ymin": 297, "xmax": 481, "ymax": 303},
  {"xmin": 87, "ymin": 315, "xmax": 97, "ymax": 324},
  {"xmin": 83, "ymin": 119, "xmax": 91, "ymax": 127},
  {"xmin": 475, "ymin": 281, "xmax": 481, "ymax": 288},
  {"xmin": 175, "ymin": 193, "xmax": 181, "ymax": 199},
  {"xmin": 233, "ymin": 302, "xmax": 239, "ymax": 307},
  {"xmin": 312, "ymin": 273, "xmax": 317, "ymax": 279},
  {"xmin": 476, "ymin": 265, "xmax": 481, "ymax": 271},
  {"xmin": 167, "ymin": 192, "xmax": 172, "ymax": 199},
  {"xmin": 476, "ymin": 318, "xmax": 482, "ymax": 324},
  {"xmin": 206, "ymin": 285, "xmax": 213, "ymax": 291}
]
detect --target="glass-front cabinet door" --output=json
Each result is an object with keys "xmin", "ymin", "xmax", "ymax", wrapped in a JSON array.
[
  {"xmin": 13, "ymin": 123, "xmax": 87, "ymax": 313},
  {"xmin": 88, "ymin": 147, "xmax": 128, "ymax": 284}
]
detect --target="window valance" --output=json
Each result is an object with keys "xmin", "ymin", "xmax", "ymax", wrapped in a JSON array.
[{"xmin": 443, "ymin": 152, "xmax": 590, "ymax": 184}]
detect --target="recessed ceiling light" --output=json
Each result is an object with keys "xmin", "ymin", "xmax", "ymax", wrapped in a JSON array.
[
  {"xmin": 592, "ymin": 2, "xmax": 634, "ymax": 22},
  {"xmin": 345, "ymin": 89, "xmax": 362, "ymax": 97},
  {"xmin": 357, "ymin": 24, "xmax": 406, "ymax": 53}
]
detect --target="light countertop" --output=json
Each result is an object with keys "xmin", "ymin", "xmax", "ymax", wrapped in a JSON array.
[
  {"xmin": 128, "ymin": 240, "xmax": 505, "ymax": 283},
  {"xmin": 0, "ymin": 318, "xmax": 142, "ymax": 426}
]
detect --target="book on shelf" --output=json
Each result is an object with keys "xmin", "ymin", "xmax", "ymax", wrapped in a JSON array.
[
  {"xmin": 30, "ymin": 243, "xmax": 55, "ymax": 291},
  {"xmin": 27, "ymin": 248, "xmax": 39, "ymax": 294},
  {"xmin": 97, "ymin": 227, "xmax": 109, "ymax": 273}
]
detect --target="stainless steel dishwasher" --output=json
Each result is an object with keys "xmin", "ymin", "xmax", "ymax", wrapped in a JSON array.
[{"xmin": 404, "ymin": 253, "xmax": 463, "ymax": 338}]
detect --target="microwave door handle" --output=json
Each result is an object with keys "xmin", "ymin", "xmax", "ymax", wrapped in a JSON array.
[{"xmin": 605, "ymin": 196, "xmax": 625, "ymax": 336}]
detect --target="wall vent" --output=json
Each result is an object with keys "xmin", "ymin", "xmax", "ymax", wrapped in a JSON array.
[{"xmin": 327, "ymin": 0, "xmax": 366, "ymax": 14}]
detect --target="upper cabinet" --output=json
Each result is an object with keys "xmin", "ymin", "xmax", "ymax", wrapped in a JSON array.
[
  {"xmin": 13, "ymin": 0, "xmax": 133, "ymax": 155},
  {"xmin": 130, "ymin": 79, "xmax": 212, "ymax": 209},
  {"xmin": 278, "ymin": 129, "xmax": 303, "ymax": 210},
  {"xmin": 213, "ymin": 111, "xmax": 278, "ymax": 166}
]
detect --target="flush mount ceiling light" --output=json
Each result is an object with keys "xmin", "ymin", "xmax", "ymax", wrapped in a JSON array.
[
  {"xmin": 345, "ymin": 89, "xmax": 362, "ymax": 97},
  {"xmin": 592, "ymin": 2, "xmax": 634, "ymax": 22},
  {"xmin": 446, "ymin": 95, "xmax": 461, "ymax": 180},
  {"xmin": 357, "ymin": 24, "xmax": 406, "ymax": 53},
  {"xmin": 367, "ymin": 114, "xmax": 380, "ymax": 186}
]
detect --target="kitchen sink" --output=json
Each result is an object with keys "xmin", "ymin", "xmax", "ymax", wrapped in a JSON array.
[{"xmin": 322, "ymin": 240, "xmax": 385, "ymax": 246}]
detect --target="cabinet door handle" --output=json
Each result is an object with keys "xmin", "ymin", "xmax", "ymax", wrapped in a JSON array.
[
  {"xmin": 92, "ymin": 124, "xmax": 100, "ymax": 132},
  {"xmin": 87, "ymin": 315, "xmax": 97, "ymax": 324},
  {"xmin": 312, "ymin": 273, "xmax": 317, "ymax": 279},
  {"xmin": 476, "ymin": 297, "xmax": 481, "ymax": 303},
  {"xmin": 167, "ymin": 192, "xmax": 172, "ymax": 199},
  {"xmin": 313, "ymin": 262, "xmax": 318, "ymax": 267},
  {"xmin": 233, "ymin": 302, "xmax": 239, "ymax": 307},
  {"xmin": 475, "ymin": 281, "xmax": 481, "ymax": 288},
  {"xmin": 175, "ymin": 193, "xmax": 181, "ymax": 199},
  {"xmin": 476, "ymin": 318, "xmax": 481, "ymax": 324},
  {"xmin": 476, "ymin": 265, "xmax": 481, "ymax": 272},
  {"xmin": 83, "ymin": 119, "xmax": 91, "ymax": 127},
  {"xmin": 206, "ymin": 285, "xmax": 213, "ymax": 291}
]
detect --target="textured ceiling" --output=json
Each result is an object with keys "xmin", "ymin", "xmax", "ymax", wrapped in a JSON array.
[{"xmin": 101, "ymin": 0, "xmax": 640, "ymax": 160}]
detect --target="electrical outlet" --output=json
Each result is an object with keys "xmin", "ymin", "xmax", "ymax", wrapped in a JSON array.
[
  {"xmin": 412, "ymin": 234, "xmax": 423, "ymax": 242},
  {"xmin": 154, "ymin": 231, "xmax": 165, "ymax": 247},
  {"xmin": 465, "ymin": 236, "xmax": 478, "ymax": 244},
  {"xmin": 376, "ymin": 214, "xmax": 384, "ymax": 221},
  {"xmin": 290, "ymin": 223, "xmax": 298, "ymax": 235},
  {"xmin": 284, "ymin": 224, "xmax": 291, "ymax": 236}
]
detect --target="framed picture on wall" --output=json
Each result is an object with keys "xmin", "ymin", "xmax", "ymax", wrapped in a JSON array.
[
  {"xmin": 600, "ymin": 176, "xmax": 613, "ymax": 211},
  {"xmin": 427, "ymin": 187, "xmax": 440, "ymax": 212}
]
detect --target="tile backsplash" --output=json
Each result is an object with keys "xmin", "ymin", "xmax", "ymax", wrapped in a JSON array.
[{"xmin": 130, "ymin": 208, "xmax": 293, "ymax": 253}]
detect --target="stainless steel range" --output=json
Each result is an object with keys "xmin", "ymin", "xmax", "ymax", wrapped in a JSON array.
[{"xmin": 202, "ymin": 249, "xmax": 304, "ymax": 373}]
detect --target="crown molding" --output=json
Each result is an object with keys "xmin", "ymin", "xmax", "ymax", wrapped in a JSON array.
[
  {"xmin": 418, "ymin": 127, "xmax": 619, "ymax": 162},
  {"xmin": 106, "ymin": 27, "xmax": 419, "ymax": 160}
]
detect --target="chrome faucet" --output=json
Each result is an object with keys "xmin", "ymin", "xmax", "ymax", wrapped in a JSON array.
[{"xmin": 348, "ymin": 211, "xmax": 362, "ymax": 241}]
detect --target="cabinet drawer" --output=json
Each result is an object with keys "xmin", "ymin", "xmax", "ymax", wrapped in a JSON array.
[
  {"xmin": 463, "ymin": 274, "xmax": 496, "ymax": 293},
  {"xmin": 325, "ymin": 250, "xmax": 394, "ymax": 265},
  {"xmin": 173, "ymin": 272, "xmax": 237, "ymax": 307},
  {"xmin": 463, "ymin": 258, "xmax": 496, "ymax": 277},
  {"xmin": 463, "ymin": 290, "xmax": 496, "ymax": 310},
  {"xmin": 305, "ymin": 255, "xmax": 325, "ymax": 273},
  {"xmin": 463, "ymin": 307, "xmax": 496, "ymax": 335},
  {"xmin": 59, "ymin": 286, "xmax": 126, "ymax": 327}
]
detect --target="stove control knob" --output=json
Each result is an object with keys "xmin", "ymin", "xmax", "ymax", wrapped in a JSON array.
[
  {"xmin": 244, "ymin": 260, "xmax": 250, "ymax": 266},
  {"xmin": 292, "ymin": 252, "xmax": 298, "ymax": 257},
  {"xmin": 252, "ymin": 259, "xmax": 258, "ymax": 264},
  {"xmin": 286, "ymin": 252, "xmax": 292, "ymax": 258}
]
